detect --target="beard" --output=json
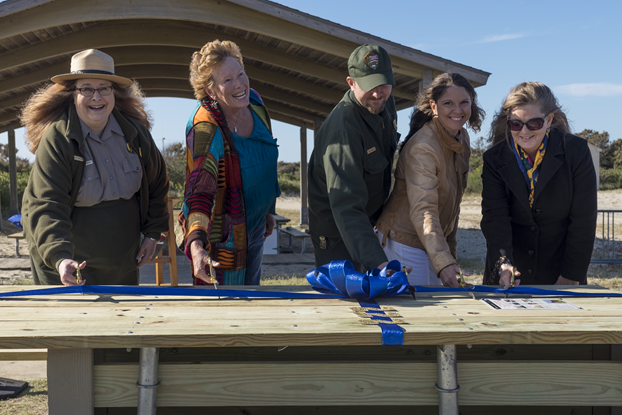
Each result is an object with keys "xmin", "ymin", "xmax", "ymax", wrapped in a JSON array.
[
  {"xmin": 366, "ymin": 103, "xmax": 386, "ymax": 115},
  {"xmin": 365, "ymin": 98, "xmax": 387, "ymax": 115}
]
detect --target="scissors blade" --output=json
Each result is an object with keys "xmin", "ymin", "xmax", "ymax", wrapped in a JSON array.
[{"xmin": 208, "ymin": 258, "xmax": 220, "ymax": 299}]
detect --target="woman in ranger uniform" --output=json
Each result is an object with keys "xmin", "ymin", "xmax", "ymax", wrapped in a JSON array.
[
  {"xmin": 481, "ymin": 82, "xmax": 597, "ymax": 288},
  {"xmin": 20, "ymin": 49, "xmax": 169, "ymax": 286},
  {"xmin": 376, "ymin": 72, "xmax": 485, "ymax": 287}
]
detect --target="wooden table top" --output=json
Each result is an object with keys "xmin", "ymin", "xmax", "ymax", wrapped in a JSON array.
[{"xmin": 1, "ymin": 285, "xmax": 621, "ymax": 349}]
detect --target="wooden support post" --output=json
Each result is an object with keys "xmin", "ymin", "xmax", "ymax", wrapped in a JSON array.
[
  {"xmin": 299, "ymin": 124, "xmax": 308, "ymax": 225},
  {"xmin": 166, "ymin": 199, "xmax": 178, "ymax": 286},
  {"xmin": 8, "ymin": 124, "xmax": 18, "ymax": 215},
  {"xmin": 154, "ymin": 251, "xmax": 164, "ymax": 285},
  {"xmin": 48, "ymin": 349, "xmax": 94, "ymax": 415},
  {"xmin": 436, "ymin": 344, "xmax": 459, "ymax": 415}
]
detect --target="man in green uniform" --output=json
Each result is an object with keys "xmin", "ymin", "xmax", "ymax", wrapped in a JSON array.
[{"xmin": 308, "ymin": 44, "xmax": 399, "ymax": 272}]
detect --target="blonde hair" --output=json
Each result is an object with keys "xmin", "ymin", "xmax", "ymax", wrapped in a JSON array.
[
  {"xmin": 189, "ymin": 40, "xmax": 244, "ymax": 101},
  {"xmin": 489, "ymin": 81, "xmax": 570, "ymax": 146},
  {"xmin": 20, "ymin": 80, "xmax": 152, "ymax": 153}
]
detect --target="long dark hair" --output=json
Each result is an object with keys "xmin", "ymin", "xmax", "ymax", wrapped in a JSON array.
[
  {"xmin": 401, "ymin": 72, "xmax": 485, "ymax": 151},
  {"xmin": 489, "ymin": 82, "xmax": 570, "ymax": 146}
]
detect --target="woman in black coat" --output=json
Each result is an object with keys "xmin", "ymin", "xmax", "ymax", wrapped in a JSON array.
[{"xmin": 481, "ymin": 82, "xmax": 597, "ymax": 287}]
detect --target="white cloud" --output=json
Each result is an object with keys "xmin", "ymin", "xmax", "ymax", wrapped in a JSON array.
[
  {"xmin": 555, "ymin": 83, "xmax": 622, "ymax": 97},
  {"xmin": 480, "ymin": 33, "xmax": 524, "ymax": 43}
]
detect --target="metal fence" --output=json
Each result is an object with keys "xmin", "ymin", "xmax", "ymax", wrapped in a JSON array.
[{"xmin": 591, "ymin": 210, "xmax": 622, "ymax": 264}]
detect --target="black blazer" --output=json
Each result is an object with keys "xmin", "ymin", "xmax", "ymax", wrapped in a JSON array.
[{"xmin": 481, "ymin": 129, "xmax": 597, "ymax": 285}]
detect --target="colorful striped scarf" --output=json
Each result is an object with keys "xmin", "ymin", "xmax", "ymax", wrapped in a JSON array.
[{"xmin": 511, "ymin": 133, "xmax": 549, "ymax": 207}]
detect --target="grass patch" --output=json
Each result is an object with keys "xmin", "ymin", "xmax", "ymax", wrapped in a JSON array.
[
  {"xmin": 0, "ymin": 378, "xmax": 47, "ymax": 415},
  {"xmin": 274, "ymin": 207, "xmax": 306, "ymax": 231}
]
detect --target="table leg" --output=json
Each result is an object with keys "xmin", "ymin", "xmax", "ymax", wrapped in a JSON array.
[
  {"xmin": 48, "ymin": 348, "xmax": 93, "ymax": 415},
  {"xmin": 137, "ymin": 347, "xmax": 160, "ymax": 415},
  {"xmin": 436, "ymin": 344, "xmax": 459, "ymax": 415}
]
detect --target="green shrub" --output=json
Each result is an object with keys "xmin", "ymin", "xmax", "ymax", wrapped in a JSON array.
[
  {"xmin": 278, "ymin": 172, "xmax": 300, "ymax": 196},
  {"xmin": 0, "ymin": 171, "xmax": 30, "ymax": 215},
  {"xmin": 277, "ymin": 161, "xmax": 301, "ymax": 196},
  {"xmin": 600, "ymin": 167, "xmax": 622, "ymax": 190},
  {"xmin": 465, "ymin": 165, "xmax": 483, "ymax": 195}
]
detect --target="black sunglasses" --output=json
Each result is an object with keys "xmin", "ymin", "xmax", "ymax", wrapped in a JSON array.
[{"xmin": 507, "ymin": 115, "xmax": 549, "ymax": 131}]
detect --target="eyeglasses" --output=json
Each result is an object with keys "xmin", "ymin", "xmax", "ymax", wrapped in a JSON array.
[
  {"xmin": 506, "ymin": 115, "xmax": 549, "ymax": 131},
  {"xmin": 74, "ymin": 86, "xmax": 113, "ymax": 97}
]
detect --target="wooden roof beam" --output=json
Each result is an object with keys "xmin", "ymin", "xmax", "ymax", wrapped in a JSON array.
[
  {"xmin": 0, "ymin": 0, "xmax": 489, "ymax": 84},
  {"xmin": 0, "ymin": 20, "xmax": 416, "ymax": 101}
]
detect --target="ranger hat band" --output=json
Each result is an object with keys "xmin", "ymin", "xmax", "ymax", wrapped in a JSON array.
[
  {"xmin": 51, "ymin": 49, "xmax": 133, "ymax": 87},
  {"xmin": 348, "ymin": 44, "xmax": 395, "ymax": 92}
]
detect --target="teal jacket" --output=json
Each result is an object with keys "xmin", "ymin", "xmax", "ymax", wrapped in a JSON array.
[
  {"xmin": 22, "ymin": 104, "xmax": 169, "ymax": 271},
  {"xmin": 308, "ymin": 90, "xmax": 398, "ymax": 270}
]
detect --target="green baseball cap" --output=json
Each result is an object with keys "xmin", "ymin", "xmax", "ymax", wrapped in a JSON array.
[{"xmin": 348, "ymin": 44, "xmax": 395, "ymax": 92}]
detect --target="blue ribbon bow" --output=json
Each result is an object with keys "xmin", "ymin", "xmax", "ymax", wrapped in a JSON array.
[{"xmin": 306, "ymin": 260, "xmax": 410, "ymax": 300}]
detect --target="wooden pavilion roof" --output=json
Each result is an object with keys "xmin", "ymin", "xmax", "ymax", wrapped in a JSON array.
[{"xmin": 0, "ymin": 0, "xmax": 490, "ymax": 134}]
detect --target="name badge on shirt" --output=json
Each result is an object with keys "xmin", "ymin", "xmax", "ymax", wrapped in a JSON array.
[
  {"xmin": 85, "ymin": 160, "xmax": 93, "ymax": 166},
  {"xmin": 367, "ymin": 147, "xmax": 376, "ymax": 154},
  {"xmin": 74, "ymin": 156, "xmax": 84, "ymax": 162}
]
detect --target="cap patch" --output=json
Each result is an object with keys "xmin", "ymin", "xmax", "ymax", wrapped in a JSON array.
[{"xmin": 364, "ymin": 53, "xmax": 379, "ymax": 69}]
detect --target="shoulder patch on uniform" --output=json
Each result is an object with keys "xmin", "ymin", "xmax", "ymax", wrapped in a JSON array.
[
  {"xmin": 393, "ymin": 119, "xmax": 397, "ymax": 130},
  {"xmin": 367, "ymin": 147, "xmax": 376, "ymax": 154}
]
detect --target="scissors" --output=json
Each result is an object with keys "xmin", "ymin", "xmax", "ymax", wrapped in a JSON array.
[
  {"xmin": 458, "ymin": 266, "xmax": 473, "ymax": 289},
  {"xmin": 509, "ymin": 266, "xmax": 517, "ymax": 288},
  {"xmin": 208, "ymin": 258, "xmax": 220, "ymax": 299},
  {"xmin": 75, "ymin": 266, "xmax": 81, "ymax": 285}
]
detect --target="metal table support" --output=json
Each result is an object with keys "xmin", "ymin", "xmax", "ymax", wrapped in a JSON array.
[
  {"xmin": 137, "ymin": 347, "xmax": 160, "ymax": 415},
  {"xmin": 436, "ymin": 344, "xmax": 459, "ymax": 414}
]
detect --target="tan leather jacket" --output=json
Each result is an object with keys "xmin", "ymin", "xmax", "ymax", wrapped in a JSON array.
[{"xmin": 376, "ymin": 118, "xmax": 470, "ymax": 274}]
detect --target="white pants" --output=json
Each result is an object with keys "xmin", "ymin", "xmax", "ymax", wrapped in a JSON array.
[{"xmin": 377, "ymin": 231, "xmax": 443, "ymax": 286}]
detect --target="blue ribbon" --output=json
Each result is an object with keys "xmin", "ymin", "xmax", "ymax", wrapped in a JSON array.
[
  {"xmin": 0, "ymin": 285, "xmax": 343, "ymax": 300},
  {"xmin": 359, "ymin": 299, "xmax": 405, "ymax": 346},
  {"xmin": 306, "ymin": 260, "xmax": 410, "ymax": 300}
]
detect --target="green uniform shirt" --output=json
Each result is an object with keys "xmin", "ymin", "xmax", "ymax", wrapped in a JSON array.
[{"xmin": 308, "ymin": 90, "xmax": 398, "ymax": 270}]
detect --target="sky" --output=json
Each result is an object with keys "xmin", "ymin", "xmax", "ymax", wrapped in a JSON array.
[{"xmin": 2, "ymin": 0, "xmax": 622, "ymax": 163}]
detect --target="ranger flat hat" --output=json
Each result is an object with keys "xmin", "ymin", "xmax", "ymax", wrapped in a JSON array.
[
  {"xmin": 51, "ymin": 49, "xmax": 133, "ymax": 87},
  {"xmin": 348, "ymin": 44, "xmax": 395, "ymax": 92}
]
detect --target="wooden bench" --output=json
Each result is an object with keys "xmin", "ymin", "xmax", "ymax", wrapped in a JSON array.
[
  {"xmin": 6, "ymin": 232, "xmax": 24, "ymax": 257},
  {"xmin": 280, "ymin": 226, "xmax": 311, "ymax": 254}
]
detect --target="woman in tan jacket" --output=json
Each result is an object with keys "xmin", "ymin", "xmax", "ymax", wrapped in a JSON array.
[{"xmin": 376, "ymin": 73, "xmax": 484, "ymax": 287}]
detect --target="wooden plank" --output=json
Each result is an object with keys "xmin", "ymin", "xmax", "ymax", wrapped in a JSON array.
[
  {"xmin": 48, "ymin": 348, "xmax": 94, "ymax": 415},
  {"xmin": 0, "ymin": 348, "xmax": 47, "ymax": 361},
  {"xmin": 93, "ymin": 361, "xmax": 622, "ymax": 407},
  {"xmin": 0, "ymin": 295, "xmax": 622, "ymax": 348},
  {"xmin": 94, "ymin": 362, "xmax": 438, "ymax": 407},
  {"xmin": 2, "ymin": 290, "xmax": 622, "ymax": 348}
]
